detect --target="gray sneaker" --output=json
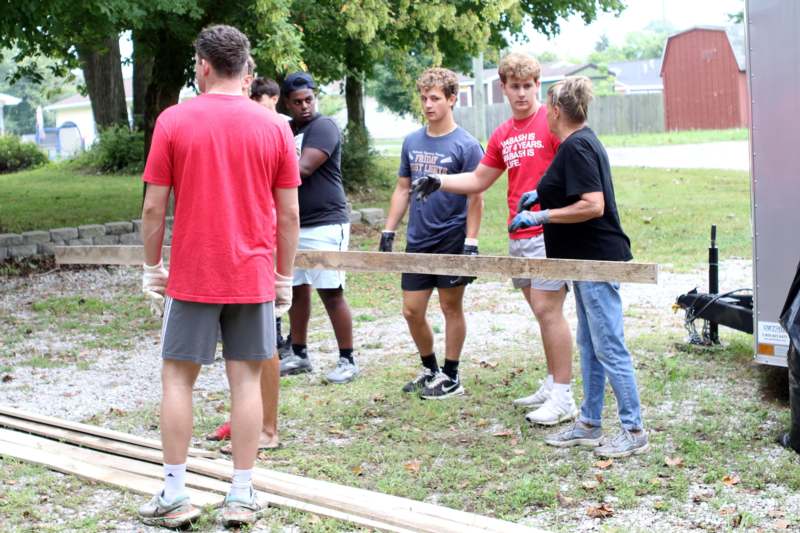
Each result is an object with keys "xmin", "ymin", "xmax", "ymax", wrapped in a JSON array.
[
  {"xmin": 280, "ymin": 354, "xmax": 312, "ymax": 376},
  {"xmin": 324, "ymin": 357, "xmax": 360, "ymax": 384},
  {"xmin": 402, "ymin": 368, "xmax": 435, "ymax": 393},
  {"xmin": 594, "ymin": 428, "xmax": 649, "ymax": 458},
  {"xmin": 544, "ymin": 421, "xmax": 603, "ymax": 448},
  {"xmin": 138, "ymin": 492, "xmax": 201, "ymax": 528},
  {"xmin": 221, "ymin": 487, "xmax": 264, "ymax": 527}
]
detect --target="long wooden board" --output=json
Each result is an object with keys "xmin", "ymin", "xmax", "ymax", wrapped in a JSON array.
[
  {"xmin": 55, "ymin": 246, "xmax": 658, "ymax": 284},
  {"xmin": 0, "ymin": 405, "xmax": 215, "ymax": 458},
  {"xmin": 0, "ymin": 440, "xmax": 223, "ymax": 507},
  {"xmin": 0, "ymin": 415, "xmax": 541, "ymax": 533},
  {"xmin": 0, "ymin": 429, "xmax": 415, "ymax": 533}
]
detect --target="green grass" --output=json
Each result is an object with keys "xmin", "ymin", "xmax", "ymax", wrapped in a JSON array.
[
  {"xmin": 598, "ymin": 128, "xmax": 748, "ymax": 148},
  {"xmin": 0, "ymin": 165, "xmax": 141, "ymax": 233}
]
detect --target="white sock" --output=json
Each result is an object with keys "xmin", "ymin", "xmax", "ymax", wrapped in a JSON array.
[
  {"xmin": 229, "ymin": 468, "xmax": 253, "ymax": 500},
  {"xmin": 551, "ymin": 382, "xmax": 572, "ymax": 403},
  {"xmin": 543, "ymin": 374, "xmax": 554, "ymax": 390},
  {"xmin": 162, "ymin": 463, "xmax": 187, "ymax": 502}
]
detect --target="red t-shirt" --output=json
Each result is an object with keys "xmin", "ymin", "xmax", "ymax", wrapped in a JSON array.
[
  {"xmin": 481, "ymin": 105, "xmax": 560, "ymax": 240},
  {"xmin": 142, "ymin": 93, "xmax": 300, "ymax": 304}
]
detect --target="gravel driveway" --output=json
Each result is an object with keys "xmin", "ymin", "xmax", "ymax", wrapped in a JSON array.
[{"xmin": 607, "ymin": 141, "xmax": 749, "ymax": 171}]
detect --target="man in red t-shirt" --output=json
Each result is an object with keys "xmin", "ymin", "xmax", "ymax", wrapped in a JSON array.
[
  {"xmin": 137, "ymin": 25, "xmax": 300, "ymax": 528},
  {"xmin": 411, "ymin": 53, "xmax": 576, "ymax": 427}
]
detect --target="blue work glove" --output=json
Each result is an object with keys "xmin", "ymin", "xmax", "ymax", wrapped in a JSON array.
[
  {"xmin": 379, "ymin": 231, "xmax": 395, "ymax": 252},
  {"xmin": 516, "ymin": 189, "xmax": 539, "ymax": 213},
  {"xmin": 508, "ymin": 209, "xmax": 550, "ymax": 233},
  {"xmin": 452, "ymin": 239, "xmax": 478, "ymax": 285},
  {"xmin": 410, "ymin": 173, "xmax": 442, "ymax": 202}
]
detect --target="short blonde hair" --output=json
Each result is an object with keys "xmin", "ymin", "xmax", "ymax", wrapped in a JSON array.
[
  {"xmin": 498, "ymin": 53, "xmax": 541, "ymax": 83},
  {"xmin": 548, "ymin": 76, "xmax": 594, "ymax": 123},
  {"xmin": 416, "ymin": 67, "xmax": 459, "ymax": 99}
]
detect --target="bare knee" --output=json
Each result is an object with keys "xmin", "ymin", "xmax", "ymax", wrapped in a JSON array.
[
  {"xmin": 439, "ymin": 300, "xmax": 463, "ymax": 321},
  {"xmin": 531, "ymin": 293, "xmax": 565, "ymax": 325},
  {"xmin": 403, "ymin": 303, "xmax": 426, "ymax": 324}
]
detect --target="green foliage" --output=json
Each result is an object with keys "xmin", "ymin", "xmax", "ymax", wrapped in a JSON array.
[
  {"xmin": 0, "ymin": 135, "xmax": 47, "ymax": 173},
  {"xmin": 318, "ymin": 94, "xmax": 345, "ymax": 117},
  {"xmin": 589, "ymin": 21, "xmax": 674, "ymax": 64},
  {"xmin": 75, "ymin": 125, "xmax": 144, "ymax": 174},
  {"xmin": 341, "ymin": 125, "xmax": 384, "ymax": 193}
]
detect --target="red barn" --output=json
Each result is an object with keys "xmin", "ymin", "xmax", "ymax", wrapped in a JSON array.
[{"xmin": 661, "ymin": 27, "xmax": 748, "ymax": 130}]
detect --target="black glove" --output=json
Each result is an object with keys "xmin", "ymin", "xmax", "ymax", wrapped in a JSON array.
[
  {"xmin": 379, "ymin": 231, "xmax": 395, "ymax": 252},
  {"xmin": 452, "ymin": 241, "xmax": 478, "ymax": 286},
  {"xmin": 410, "ymin": 173, "xmax": 442, "ymax": 202}
]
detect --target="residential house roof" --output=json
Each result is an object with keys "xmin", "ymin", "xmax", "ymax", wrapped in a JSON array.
[{"xmin": 608, "ymin": 59, "xmax": 663, "ymax": 91}]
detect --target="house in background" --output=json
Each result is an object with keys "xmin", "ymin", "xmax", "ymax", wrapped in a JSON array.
[
  {"xmin": 0, "ymin": 92, "xmax": 22, "ymax": 135},
  {"xmin": 608, "ymin": 59, "xmax": 663, "ymax": 94},
  {"xmin": 457, "ymin": 62, "xmax": 610, "ymax": 107},
  {"xmin": 660, "ymin": 26, "xmax": 747, "ymax": 130}
]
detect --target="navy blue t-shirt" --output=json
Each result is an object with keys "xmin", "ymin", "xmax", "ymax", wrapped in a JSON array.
[{"xmin": 399, "ymin": 126, "xmax": 483, "ymax": 249}]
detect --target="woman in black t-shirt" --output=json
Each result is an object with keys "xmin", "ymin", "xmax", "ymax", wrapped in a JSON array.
[{"xmin": 509, "ymin": 76, "xmax": 648, "ymax": 458}]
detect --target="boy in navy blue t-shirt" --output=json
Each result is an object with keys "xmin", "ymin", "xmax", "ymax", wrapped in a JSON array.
[{"xmin": 380, "ymin": 68, "xmax": 484, "ymax": 399}]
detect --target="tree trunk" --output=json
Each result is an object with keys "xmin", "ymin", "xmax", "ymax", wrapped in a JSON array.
[
  {"xmin": 77, "ymin": 36, "xmax": 128, "ymax": 130},
  {"xmin": 132, "ymin": 32, "xmax": 154, "ymax": 131},
  {"xmin": 344, "ymin": 72, "xmax": 366, "ymax": 137}
]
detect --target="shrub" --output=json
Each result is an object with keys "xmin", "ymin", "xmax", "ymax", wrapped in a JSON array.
[
  {"xmin": 72, "ymin": 125, "xmax": 144, "ymax": 174},
  {"xmin": 0, "ymin": 135, "xmax": 48, "ymax": 173},
  {"xmin": 341, "ymin": 125, "xmax": 387, "ymax": 193}
]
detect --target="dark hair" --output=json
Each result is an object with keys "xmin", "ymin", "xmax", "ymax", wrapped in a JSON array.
[
  {"xmin": 194, "ymin": 25, "xmax": 251, "ymax": 79},
  {"xmin": 251, "ymin": 77, "xmax": 280, "ymax": 100}
]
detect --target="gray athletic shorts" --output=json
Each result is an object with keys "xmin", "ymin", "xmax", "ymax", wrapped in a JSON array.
[
  {"xmin": 509, "ymin": 234, "xmax": 568, "ymax": 291},
  {"xmin": 161, "ymin": 297, "xmax": 276, "ymax": 365}
]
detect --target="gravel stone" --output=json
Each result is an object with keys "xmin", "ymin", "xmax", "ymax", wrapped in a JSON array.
[
  {"xmin": 78, "ymin": 224, "xmax": 106, "ymax": 239},
  {"xmin": 93, "ymin": 235, "xmax": 120, "ymax": 245},
  {"xmin": 67, "ymin": 238, "xmax": 93, "ymax": 246},
  {"xmin": 104, "ymin": 221, "xmax": 134, "ymax": 235},
  {"xmin": 50, "ymin": 227, "xmax": 79, "ymax": 241},
  {"xmin": 0, "ymin": 247, "xmax": 7, "ymax": 260},
  {"xmin": 359, "ymin": 208, "xmax": 385, "ymax": 226},
  {"xmin": 8, "ymin": 244, "xmax": 38, "ymax": 258},
  {"xmin": 119, "ymin": 232, "xmax": 143, "ymax": 245},
  {"xmin": 349, "ymin": 211, "xmax": 363, "ymax": 224},
  {"xmin": 38, "ymin": 242, "xmax": 57, "ymax": 256},
  {"xmin": 0, "ymin": 233, "xmax": 23, "ymax": 246}
]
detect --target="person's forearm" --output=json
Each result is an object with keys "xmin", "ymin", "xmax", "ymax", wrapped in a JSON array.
[
  {"xmin": 548, "ymin": 199, "xmax": 604, "ymax": 224},
  {"xmin": 465, "ymin": 193, "xmax": 483, "ymax": 239},
  {"xmin": 439, "ymin": 171, "xmax": 485, "ymax": 195},
  {"xmin": 384, "ymin": 186, "xmax": 410, "ymax": 231},
  {"xmin": 276, "ymin": 208, "xmax": 300, "ymax": 277},
  {"xmin": 141, "ymin": 202, "xmax": 166, "ymax": 267}
]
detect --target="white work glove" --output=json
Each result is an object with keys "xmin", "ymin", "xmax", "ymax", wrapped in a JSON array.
[
  {"xmin": 274, "ymin": 272, "xmax": 293, "ymax": 317},
  {"xmin": 142, "ymin": 260, "xmax": 169, "ymax": 317}
]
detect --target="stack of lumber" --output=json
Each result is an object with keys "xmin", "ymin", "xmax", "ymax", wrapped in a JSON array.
[{"xmin": 0, "ymin": 406, "xmax": 545, "ymax": 532}]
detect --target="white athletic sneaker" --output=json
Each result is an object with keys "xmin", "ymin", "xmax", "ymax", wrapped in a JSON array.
[
  {"xmin": 513, "ymin": 381, "xmax": 552, "ymax": 408},
  {"xmin": 525, "ymin": 395, "xmax": 578, "ymax": 426}
]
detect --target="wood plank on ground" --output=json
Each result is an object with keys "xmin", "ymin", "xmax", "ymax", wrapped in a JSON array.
[
  {"xmin": 0, "ymin": 429, "xmax": 415, "ymax": 533},
  {"xmin": 0, "ymin": 439, "xmax": 223, "ymax": 507},
  {"xmin": 55, "ymin": 246, "xmax": 658, "ymax": 284},
  {"xmin": 0, "ymin": 415, "xmax": 541, "ymax": 533},
  {"xmin": 0, "ymin": 405, "xmax": 215, "ymax": 458}
]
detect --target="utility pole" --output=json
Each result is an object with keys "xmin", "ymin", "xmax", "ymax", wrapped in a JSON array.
[{"xmin": 472, "ymin": 53, "xmax": 487, "ymax": 141}]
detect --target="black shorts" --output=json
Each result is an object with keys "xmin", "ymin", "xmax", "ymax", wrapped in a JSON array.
[{"xmin": 402, "ymin": 230, "xmax": 468, "ymax": 291}]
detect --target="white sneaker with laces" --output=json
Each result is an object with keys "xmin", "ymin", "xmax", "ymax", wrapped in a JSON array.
[
  {"xmin": 513, "ymin": 381, "xmax": 552, "ymax": 408},
  {"xmin": 525, "ymin": 395, "xmax": 578, "ymax": 426}
]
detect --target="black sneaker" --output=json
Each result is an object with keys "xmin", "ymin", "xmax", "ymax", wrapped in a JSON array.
[
  {"xmin": 420, "ymin": 372, "xmax": 465, "ymax": 400},
  {"xmin": 277, "ymin": 334, "xmax": 292, "ymax": 360},
  {"xmin": 402, "ymin": 368, "xmax": 435, "ymax": 393}
]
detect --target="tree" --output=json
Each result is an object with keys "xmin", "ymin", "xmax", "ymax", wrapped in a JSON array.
[{"xmin": 589, "ymin": 21, "xmax": 674, "ymax": 64}]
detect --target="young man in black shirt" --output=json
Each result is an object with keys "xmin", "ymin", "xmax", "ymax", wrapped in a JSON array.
[{"xmin": 279, "ymin": 72, "xmax": 358, "ymax": 384}]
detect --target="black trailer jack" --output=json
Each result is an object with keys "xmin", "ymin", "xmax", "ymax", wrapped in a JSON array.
[{"xmin": 675, "ymin": 225, "xmax": 754, "ymax": 345}]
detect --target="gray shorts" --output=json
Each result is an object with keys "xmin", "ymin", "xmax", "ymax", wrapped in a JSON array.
[
  {"xmin": 161, "ymin": 297, "xmax": 276, "ymax": 365},
  {"xmin": 509, "ymin": 235, "xmax": 568, "ymax": 292}
]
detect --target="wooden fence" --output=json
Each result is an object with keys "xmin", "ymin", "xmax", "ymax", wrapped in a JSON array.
[{"xmin": 453, "ymin": 93, "xmax": 665, "ymax": 139}]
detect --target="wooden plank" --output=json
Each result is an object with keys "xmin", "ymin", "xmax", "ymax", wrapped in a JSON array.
[
  {"xmin": 0, "ymin": 429, "xmax": 415, "ymax": 533},
  {"xmin": 0, "ymin": 405, "xmax": 216, "ymax": 459},
  {"xmin": 0, "ymin": 415, "xmax": 541, "ymax": 533},
  {"xmin": 55, "ymin": 246, "xmax": 657, "ymax": 284},
  {"xmin": 0, "ymin": 439, "xmax": 223, "ymax": 508}
]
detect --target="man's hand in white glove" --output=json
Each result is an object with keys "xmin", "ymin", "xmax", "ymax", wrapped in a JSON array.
[
  {"xmin": 142, "ymin": 261, "xmax": 169, "ymax": 316},
  {"xmin": 275, "ymin": 272, "xmax": 293, "ymax": 317}
]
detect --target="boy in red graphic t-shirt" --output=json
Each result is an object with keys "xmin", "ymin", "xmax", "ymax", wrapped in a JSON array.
[
  {"xmin": 137, "ymin": 25, "xmax": 300, "ymax": 528},
  {"xmin": 411, "ymin": 53, "xmax": 576, "ymax": 428}
]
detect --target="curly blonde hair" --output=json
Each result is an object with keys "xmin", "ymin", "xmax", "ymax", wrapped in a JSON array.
[
  {"xmin": 416, "ymin": 67, "xmax": 459, "ymax": 99},
  {"xmin": 548, "ymin": 76, "xmax": 594, "ymax": 123},
  {"xmin": 498, "ymin": 53, "xmax": 541, "ymax": 83}
]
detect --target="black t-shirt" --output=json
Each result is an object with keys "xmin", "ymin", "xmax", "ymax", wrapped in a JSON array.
[
  {"xmin": 537, "ymin": 127, "xmax": 632, "ymax": 262},
  {"xmin": 292, "ymin": 114, "xmax": 349, "ymax": 227}
]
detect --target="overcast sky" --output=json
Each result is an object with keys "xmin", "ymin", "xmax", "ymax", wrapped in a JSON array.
[{"xmin": 512, "ymin": 0, "xmax": 743, "ymax": 60}]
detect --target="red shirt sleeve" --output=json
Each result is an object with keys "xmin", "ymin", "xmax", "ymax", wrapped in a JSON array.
[
  {"xmin": 273, "ymin": 121, "xmax": 301, "ymax": 189},
  {"xmin": 142, "ymin": 120, "xmax": 173, "ymax": 186},
  {"xmin": 480, "ymin": 127, "xmax": 506, "ymax": 170}
]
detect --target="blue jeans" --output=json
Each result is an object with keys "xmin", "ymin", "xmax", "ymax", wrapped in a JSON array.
[{"xmin": 573, "ymin": 281, "xmax": 643, "ymax": 431}]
